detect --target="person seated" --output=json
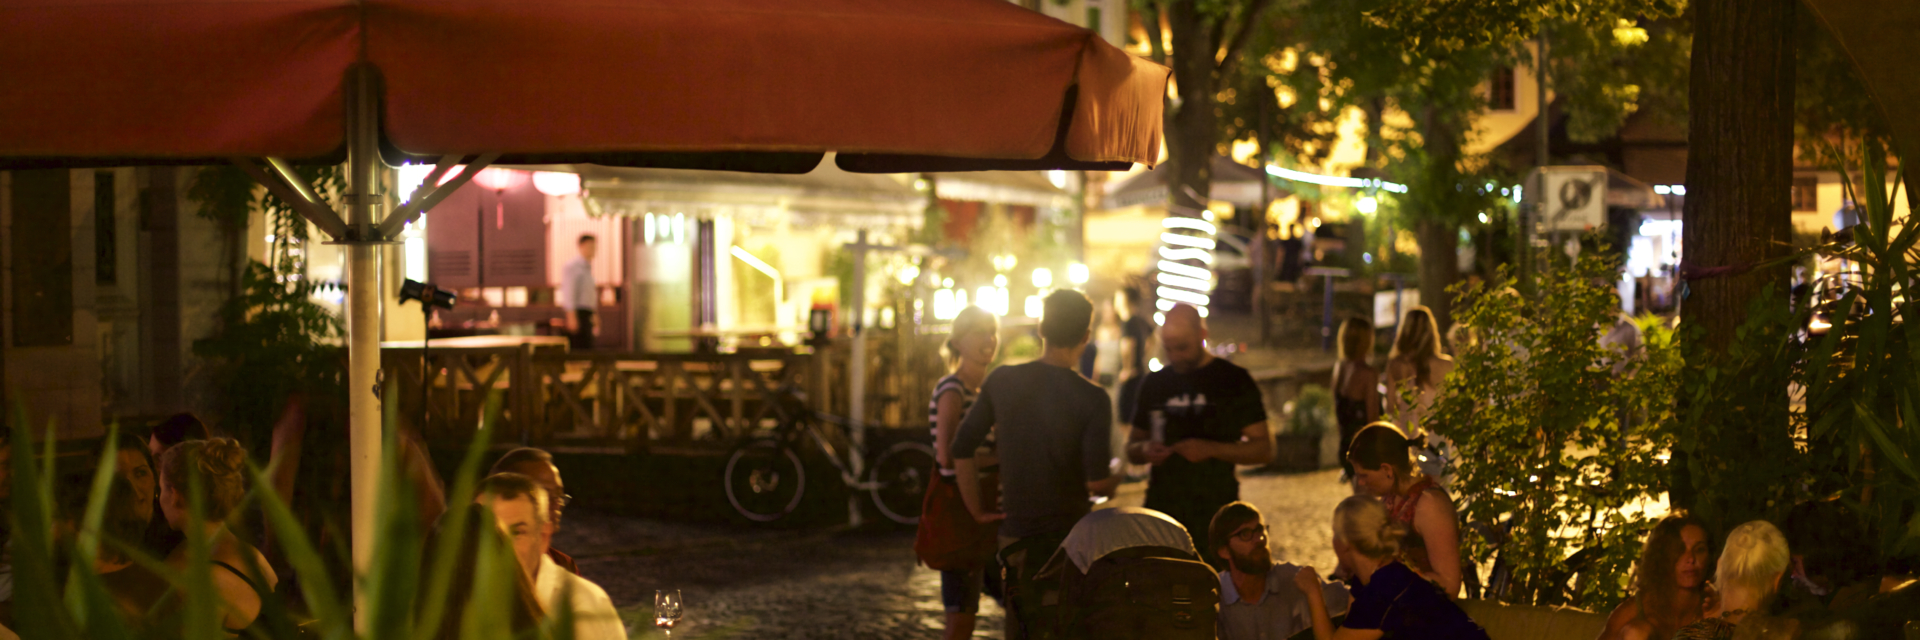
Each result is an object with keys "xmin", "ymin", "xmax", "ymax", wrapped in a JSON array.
[
  {"xmin": 1209, "ymin": 502, "xmax": 1351, "ymax": 640},
  {"xmin": 50, "ymin": 473, "xmax": 170, "ymax": 621},
  {"xmin": 1346, "ymin": 423, "xmax": 1462, "ymax": 596},
  {"xmin": 420, "ymin": 502, "xmax": 547, "ymax": 640},
  {"xmin": 145, "ymin": 415, "xmax": 205, "ymax": 557},
  {"xmin": 476, "ymin": 473, "xmax": 626, "ymax": 640},
  {"xmin": 157, "ymin": 438, "xmax": 279, "ymax": 637},
  {"xmin": 1600, "ymin": 512, "xmax": 1715, "ymax": 640},
  {"xmin": 1779, "ymin": 499, "xmax": 1877, "ymax": 614},
  {"xmin": 1673, "ymin": 520, "xmax": 1792, "ymax": 640},
  {"xmin": 1295, "ymin": 496, "xmax": 1489, "ymax": 640},
  {"xmin": 489, "ymin": 448, "xmax": 579, "ymax": 576}
]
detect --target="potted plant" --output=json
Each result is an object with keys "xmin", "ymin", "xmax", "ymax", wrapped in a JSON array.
[{"xmin": 1275, "ymin": 385, "xmax": 1336, "ymax": 471}]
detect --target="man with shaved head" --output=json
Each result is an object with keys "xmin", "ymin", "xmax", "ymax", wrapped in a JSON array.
[{"xmin": 1125, "ymin": 303, "xmax": 1273, "ymax": 570}]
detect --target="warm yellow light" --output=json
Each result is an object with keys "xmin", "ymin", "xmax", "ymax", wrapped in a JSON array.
[
  {"xmin": 1068, "ymin": 263, "xmax": 1090, "ymax": 285},
  {"xmin": 1032, "ymin": 268, "xmax": 1053, "ymax": 288}
]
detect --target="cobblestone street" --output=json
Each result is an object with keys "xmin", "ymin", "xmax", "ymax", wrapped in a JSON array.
[{"xmin": 560, "ymin": 468, "xmax": 1350, "ymax": 639}]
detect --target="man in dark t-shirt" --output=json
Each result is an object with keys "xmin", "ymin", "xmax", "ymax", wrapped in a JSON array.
[
  {"xmin": 952, "ymin": 290, "xmax": 1120, "ymax": 639},
  {"xmin": 1125, "ymin": 304, "xmax": 1271, "ymax": 570}
]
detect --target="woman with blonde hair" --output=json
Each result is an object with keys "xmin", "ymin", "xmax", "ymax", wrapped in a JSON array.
[
  {"xmin": 1295, "ymin": 496, "xmax": 1489, "ymax": 640},
  {"xmin": 1333, "ymin": 317, "xmax": 1380, "ymax": 481},
  {"xmin": 918, "ymin": 305, "xmax": 1001, "ymax": 640},
  {"xmin": 1386, "ymin": 306, "xmax": 1456, "ymax": 484},
  {"xmin": 1385, "ymin": 306, "xmax": 1453, "ymax": 430},
  {"xmin": 1673, "ymin": 520, "xmax": 1792, "ymax": 640},
  {"xmin": 157, "ymin": 438, "xmax": 278, "ymax": 636}
]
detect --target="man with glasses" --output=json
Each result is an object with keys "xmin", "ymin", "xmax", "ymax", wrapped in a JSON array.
[
  {"xmin": 491, "ymin": 447, "xmax": 580, "ymax": 575},
  {"xmin": 1209, "ymin": 502, "xmax": 1350, "ymax": 640}
]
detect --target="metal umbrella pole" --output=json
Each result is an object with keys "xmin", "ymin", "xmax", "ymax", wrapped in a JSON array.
[{"xmin": 342, "ymin": 68, "xmax": 384, "ymax": 627}]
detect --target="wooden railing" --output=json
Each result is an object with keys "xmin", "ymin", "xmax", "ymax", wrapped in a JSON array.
[{"xmin": 382, "ymin": 346, "xmax": 811, "ymax": 451}]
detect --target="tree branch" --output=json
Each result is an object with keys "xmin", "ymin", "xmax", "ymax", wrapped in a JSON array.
[{"xmin": 1216, "ymin": 0, "xmax": 1276, "ymax": 75}]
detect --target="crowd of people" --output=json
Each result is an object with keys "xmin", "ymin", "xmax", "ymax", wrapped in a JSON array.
[
  {"xmin": 916, "ymin": 290, "xmax": 1920, "ymax": 640},
  {"xmin": 0, "ymin": 410, "xmax": 629, "ymax": 639},
  {"xmin": 915, "ymin": 289, "xmax": 1487, "ymax": 639}
]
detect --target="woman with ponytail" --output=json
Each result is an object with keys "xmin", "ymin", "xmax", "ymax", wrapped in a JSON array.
[
  {"xmin": 158, "ymin": 438, "xmax": 277, "ymax": 636},
  {"xmin": 918, "ymin": 305, "xmax": 1001, "ymax": 640},
  {"xmin": 1346, "ymin": 423, "xmax": 1463, "ymax": 596},
  {"xmin": 1294, "ymin": 496, "xmax": 1489, "ymax": 640}
]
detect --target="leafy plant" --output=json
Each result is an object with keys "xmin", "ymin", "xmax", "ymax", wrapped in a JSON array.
[
  {"xmin": 187, "ymin": 165, "xmax": 346, "ymax": 458},
  {"xmin": 6, "ymin": 392, "xmax": 579, "ymax": 639},
  {"xmin": 1432, "ymin": 255, "xmax": 1682, "ymax": 609},
  {"xmin": 1285, "ymin": 384, "xmax": 1336, "ymax": 438}
]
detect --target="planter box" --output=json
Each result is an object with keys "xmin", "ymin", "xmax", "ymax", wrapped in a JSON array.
[{"xmin": 1271, "ymin": 433, "xmax": 1322, "ymax": 472}]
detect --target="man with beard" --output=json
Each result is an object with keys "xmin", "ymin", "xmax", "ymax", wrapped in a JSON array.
[
  {"xmin": 1210, "ymin": 502, "xmax": 1350, "ymax": 640},
  {"xmin": 1600, "ymin": 511, "xmax": 1714, "ymax": 640}
]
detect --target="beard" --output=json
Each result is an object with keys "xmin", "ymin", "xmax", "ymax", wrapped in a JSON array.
[{"xmin": 1230, "ymin": 548, "xmax": 1274, "ymax": 575}]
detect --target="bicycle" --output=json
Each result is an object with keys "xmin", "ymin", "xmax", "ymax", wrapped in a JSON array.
[{"xmin": 723, "ymin": 383, "xmax": 937, "ymax": 525}]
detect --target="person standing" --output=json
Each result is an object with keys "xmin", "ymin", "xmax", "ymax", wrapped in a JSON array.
[
  {"xmin": 1116, "ymin": 284, "xmax": 1155, "ymax": 424},
  {"xmin": 558, "ymin": 233, "xmax": 599, "ymax": 350},
  {"xmin": 950, "ymin": 290, "xmax": 1119, "ymax": 640},
  {"xmin": 922, "ymin": 306, "xmax": 1000, "ymax": 640},
  {"xmin": 1333, "ymin": 317, "xmax": 1380, "ymax": 482},
  {"xmin": 1385, "ymin": 306, "xmax": 1455, "ymax": 483},
  {"xmin": 1124, "ymin": 303, "xmax": 1272, "ymax": 569}
]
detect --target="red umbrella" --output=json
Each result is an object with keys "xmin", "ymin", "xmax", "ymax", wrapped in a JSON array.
[{"xmin": 0, "ymin": 0, "xmax": 1167, "ymax": 592}]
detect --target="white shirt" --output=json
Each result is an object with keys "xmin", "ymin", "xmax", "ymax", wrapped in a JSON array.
[
  {"xmin": 558, "ymin": 255, "xmax": 597, "ymax": 313},
  {"xmin": 534, "ymin": 553, "xmax": 627, "ymax": 640}
]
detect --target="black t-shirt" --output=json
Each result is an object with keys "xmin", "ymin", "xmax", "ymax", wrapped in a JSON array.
[{"xmin": 1131, "ymin": 357, "xmax": 1265, "ymax": 507}]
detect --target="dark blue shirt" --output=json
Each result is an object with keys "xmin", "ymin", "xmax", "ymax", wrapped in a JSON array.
[{"xmin": 1344, "ymin": 561, "xmax": 1490, "ymax": 639}]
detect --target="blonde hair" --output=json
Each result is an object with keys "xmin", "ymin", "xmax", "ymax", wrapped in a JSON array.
[
  {"xmin": 1716, "ymin": 520, "xmax": 1791, "ymax": 612},
  {"xmin": 1333, "ymin": 495, "xmax": 1409, "ymax": 560},
  {"xmin": 160, "ymin": 437, "xmax": 250, "ymax": 521},
  {"xmin": 943, "ymin": 305, "xmax": 998, "ymax": 367},
  {"xmin": 1338, "ymin": 317, "xmax": 1374, "ymax": 362},
  {"xmin": 1390, "ymin": 306, "xmax": 1443, "ymax": 383}
]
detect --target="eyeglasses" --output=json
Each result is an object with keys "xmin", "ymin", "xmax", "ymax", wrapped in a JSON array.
[{"xmin": 1231, "ymin": 524, "xmax": 1268, "ymax": 543}]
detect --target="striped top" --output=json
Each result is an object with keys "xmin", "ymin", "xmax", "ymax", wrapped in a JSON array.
[{"xmin": 929, "ymin": 373, "xmax": 991, "ymax": 476}]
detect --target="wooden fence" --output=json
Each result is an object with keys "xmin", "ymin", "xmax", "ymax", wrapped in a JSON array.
[{"xmin": 382, "ymin": 331, "xmax": 948, "ymax": 452}]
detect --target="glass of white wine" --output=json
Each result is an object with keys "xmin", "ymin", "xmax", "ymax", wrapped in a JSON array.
[{"xmin": 654, "ymin": 589, "xmax": 683, "ymax": 637}]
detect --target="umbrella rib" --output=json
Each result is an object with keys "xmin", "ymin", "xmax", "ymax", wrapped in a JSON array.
[
  {"xmin": 380, "ymin": 153, "xmax": 498, "ymax": 239},
  {"xmin": 229, "ymin": 157, "xmax": 349, "ymax": 238}
]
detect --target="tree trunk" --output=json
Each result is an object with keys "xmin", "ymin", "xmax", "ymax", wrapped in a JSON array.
[
  {"xmin": 1415, "ymin": 218, "xmax": 1461, "ymax": 335},
  {"xmin": 1163, "ymin": 1, "xmax": 1216, "ymax": 214},
  {"xmin": 1412, "ymin": 108, "xmax": 1465, "ymax": 331},
  {"xmin": 1673, "ymin": 0, "xmax": 1796, "ymax": 519},
  {"xmin": 1680, "ymin": 0, "xmax": 1795, "ymax": 351}
]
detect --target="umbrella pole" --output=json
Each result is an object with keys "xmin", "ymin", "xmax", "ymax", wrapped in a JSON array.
[{"xmin": 344, "ymin": 66, "xmax": 384, "ymax": 629}]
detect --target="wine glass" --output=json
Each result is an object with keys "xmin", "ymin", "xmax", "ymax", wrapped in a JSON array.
[{"xmin": 654, "ymin": 589, "xmax": 683, "ymax": 637}]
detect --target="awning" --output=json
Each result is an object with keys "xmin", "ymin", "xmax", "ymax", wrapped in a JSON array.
[
  {"xmin": 577, "ymin": 160, "xmax": 925, "ymax": 230},
  {"xmin": 0, "ymin": 0, "xmax": 1169, "ymax": 173}
]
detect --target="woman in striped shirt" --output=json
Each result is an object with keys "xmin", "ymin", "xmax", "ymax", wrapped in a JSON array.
[{"xmin": 930, "ymin": 305, "xmax": 1000, "ymax": 640}]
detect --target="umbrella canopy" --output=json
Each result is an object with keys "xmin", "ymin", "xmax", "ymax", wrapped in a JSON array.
[
  {"xmin": 1802, "ymin": 0, "xmax": 1920, "ymax": 176},
  {"xmin": 0, "ymin": 0, "xmax": 1166, "ymax": 171}
]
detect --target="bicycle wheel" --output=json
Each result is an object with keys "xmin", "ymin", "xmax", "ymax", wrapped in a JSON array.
[
  {"xmin": 725, "ymin": 438, "xmax": 807, "ymax": 522},
  {"xmin": 868, "ymin": 441, "xmax": 937, "ymax": 525}
]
